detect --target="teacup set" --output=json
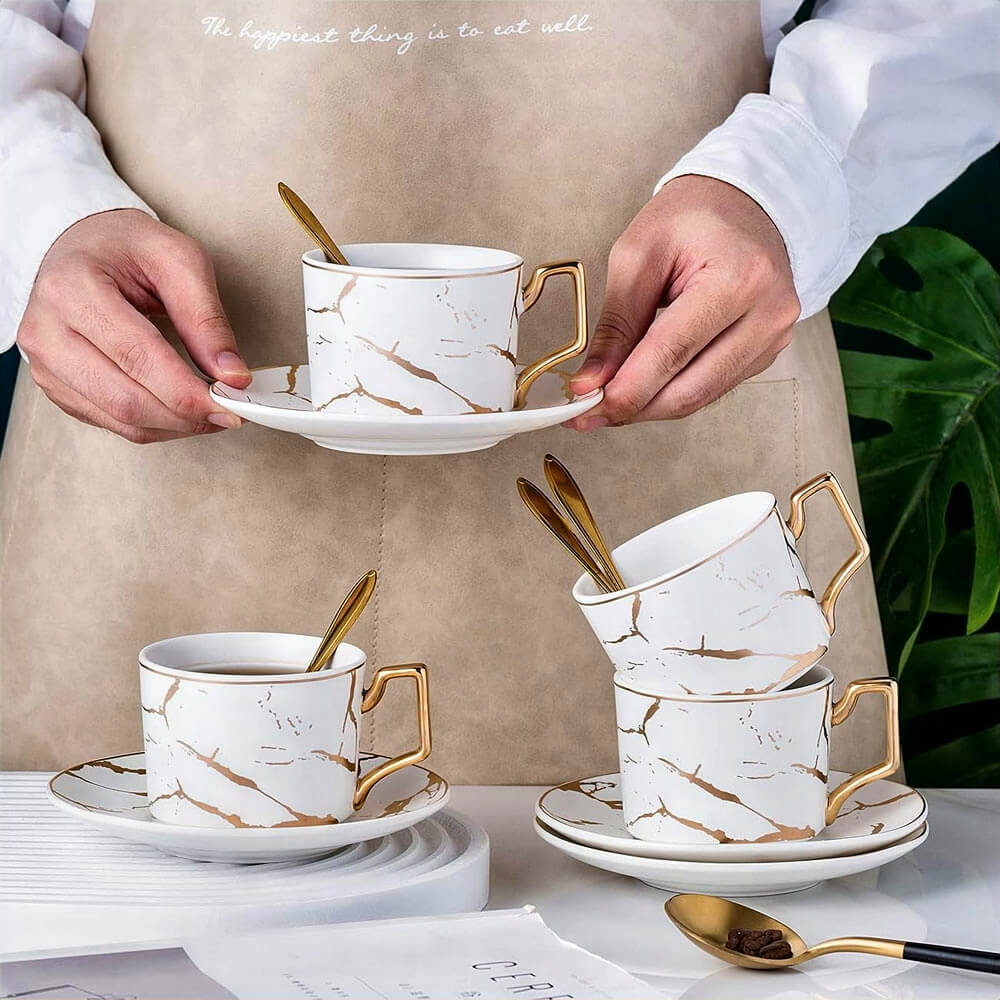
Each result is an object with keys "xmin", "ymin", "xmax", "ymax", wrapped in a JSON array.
[
  {"xmin": 529, "ymin": 464, "xmax": 928, "ymax": 895},
  {"xmin": 48, "ymin": 631, "xmax": 449, "ymax": 863},
  {"xmin": 211, "ymin": 240, "xmax": 602, "ymax": 455}
]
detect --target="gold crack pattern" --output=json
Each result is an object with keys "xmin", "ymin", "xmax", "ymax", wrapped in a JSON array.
[
  {"xmin": 377, "ymin": 772, "xmax": 445, "ymax": 817},
  {"xmin": 655, "ymin": 756, "xmax": 816, "ymax": 840},
  {"xmin": 307, "ymin": 276, "xmax": 358, "ymax": 321},
  {"xmin": 626, "ymin": 794, "xmax": 816, "ymax": 844},
  {"xmin": 558, "ymin": 778, "xmax": 623, "ymax": 811},
  {"xmin": 317, "ymin": 376, "xmax": 424, "ymax": 415},
  {"xmin": 175, "ymin": 740, "xmax": 339, "ymax": 826},
  {"xmin": 604, "ymin": 594, "xmax": 650, "ymax": 645},
  {"xmin": 140, "ymin": 678, "xmax": 180, "ymax": 728},
  {"xmin": 835, "ymin": 789, "xmax": 918, "ymax": 819},
  {"xmin": 617, "ymin": 698, "xmax": 661, "ymax": 747},
  {"xmin": 355, "ymin": 337, "xmax": 500, "ymax": 414},
  {"xmin": 790, "ymin": 762, "xmax": 828, "ymax": 782},
  {"xmin": 71, "ymin": 758, "xmax": 146, "ymax": 777}
]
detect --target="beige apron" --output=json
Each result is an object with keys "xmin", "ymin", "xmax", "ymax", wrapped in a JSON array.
[{"xmin": 0, "ymin": 0, "xmax": 889, "ymax": 781}]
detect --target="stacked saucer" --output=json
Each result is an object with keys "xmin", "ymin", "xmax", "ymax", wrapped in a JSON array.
[
  {"xmin": 535, "ymin": 470, "xmax": 924, "ymax": 896},
  {"xmin": 535, "ymin": 772, "xmax": 927, "ymax": 896}
]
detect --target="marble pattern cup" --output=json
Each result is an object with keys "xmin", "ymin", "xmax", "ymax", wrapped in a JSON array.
[
  {"xmin": 615, "ymin": 665, "xmax": 900, "ymax": 845},
  {"xmin": 139, "ymin": 632, "xmax": 431, "ymax": 829},
  {"xmin": 573, "ymin": 471, "xmax": 870, "ymax": 696},
  {"xmin": 303, "ymin": 244, "xmax": 589, "ymax": 416}
]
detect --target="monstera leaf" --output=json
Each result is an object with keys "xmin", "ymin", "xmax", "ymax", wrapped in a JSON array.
[{"xmin": 831, "ymin": 228, "xmax": 1000, "ymax": 670}]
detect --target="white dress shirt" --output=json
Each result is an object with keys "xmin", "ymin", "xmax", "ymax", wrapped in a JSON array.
[{"xmin": 1, "ymin": 0, "xmax": 999, "ymax": 353}]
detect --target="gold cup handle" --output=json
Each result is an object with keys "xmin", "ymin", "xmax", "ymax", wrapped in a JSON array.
[
  {"xmin": 513, "ymin": 260, "xmax": 589, "ymax": 409},
  {"xmin": 786, "ymin": 471, "xmax": 871, "ymax": 634},
  {"xmin": 825, "ymin": 677, "xmax": 901, "ymax": 825},
  {"xmin": 353, "ymin": 663, "xmax": 432, "ymax": 810}
]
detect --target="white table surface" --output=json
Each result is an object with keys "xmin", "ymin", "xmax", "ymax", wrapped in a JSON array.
[{"xmin": 452, "ymin": 785, "xmax": 1000, "ymax": 1000}]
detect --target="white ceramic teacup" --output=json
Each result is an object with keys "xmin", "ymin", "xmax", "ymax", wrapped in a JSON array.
[
  {"xmin": 615, "ymin": 665, "xmax": 900, "ymax": 844},
  {"xmin": 573, "ymin": 471, "xmax": 870, "ymax": 695},
  {"xmin": 303, "ymin": 244, "xmax": 589, "ymax": 416},
  {"xmin": 139, "ymin": 632, "xmax": 431, "ymax": 829}
]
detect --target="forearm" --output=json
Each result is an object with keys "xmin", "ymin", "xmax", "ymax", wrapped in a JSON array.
[
  {"xmin": 657, "ymin": 0, "xmax": 1000, "ymax": 318},
  {"xmin": 0, "ymin": 0, "xmax": 154, "ymax": 352}
]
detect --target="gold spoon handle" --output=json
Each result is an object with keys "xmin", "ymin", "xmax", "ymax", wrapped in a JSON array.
[
  {"xmin": 517, "ymin": 478, "xmax": 617, "ymax": 594},
  {"xmin": 306, "ymin": 570, "xmax": 378, "ymax": 673},
  {"xmin": 543, "ymin": 454, "xmax": 626, "ymax": 591},
  {"xmin": 277, "ymin": 181, "xmax": 350, "ymax": 267}
]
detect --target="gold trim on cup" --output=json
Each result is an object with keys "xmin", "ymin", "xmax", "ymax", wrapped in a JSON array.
[
  {"xmin": 573, "ymin": 497, "xmax": 778, "ymax": 607},
  {"xmin": 302, "ymin": 246, "xmax": 523, "ymax": 280},
  {"xmin": 613, "ymin": 664, "xmax": 834, "ymax": 704}
]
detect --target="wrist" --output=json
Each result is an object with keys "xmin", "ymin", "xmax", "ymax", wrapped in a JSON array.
[{"xmin": 655, "ymin": 93, "xmax": 850, "ymax": 319}]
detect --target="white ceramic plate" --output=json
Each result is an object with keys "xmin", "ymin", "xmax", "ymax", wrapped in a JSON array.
[
  {"xmin": 536, "ymin": 772, "xmax": 927, "ymax": 863},
  {"xmin": 210, "ymin": 364, "xmax": 601, "ymax": 455},
  {"xmin": 48, "ymin": 751, "xmax": 450, "ymax": 863},
  {"xmin": 535, "ymin": 818, "xmax": 928, "ymax": 896}
]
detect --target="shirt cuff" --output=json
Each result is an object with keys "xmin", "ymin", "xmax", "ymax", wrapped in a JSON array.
[
  {"xmin": 654, "ymin": 93, "xmax": 850, "ymax": 320},
  {"xmin": 0, "ymin": 130, "xmax": 157, "ymax": 354}
]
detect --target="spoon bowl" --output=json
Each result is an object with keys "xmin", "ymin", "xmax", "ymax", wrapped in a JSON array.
[
  {"xmin": 666, "ymin": 895, "xmax": 813, "ymax": 969},
  {"xmin": 665, "ymin": 893, "xmax": 1000, "ymax": 974}
]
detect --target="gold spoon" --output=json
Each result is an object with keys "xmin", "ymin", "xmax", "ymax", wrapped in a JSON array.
[
  {"xmin": 543, "ymin": 454, "xmax": 626, "ymax": 591},
  {"xmin": 517, "ymin": 478, "xmax": 617, "ymax": 594},
  {"xmin": 277, "ymin": 181, "xmax": 351, "ymax": 267},
  {"xmin": 305, "ymin": 570, "xmax": 378, "ymax": 673},
  {"xmin": 666, "ymin": 893, "xmax": 1000, "ymax": 975}
]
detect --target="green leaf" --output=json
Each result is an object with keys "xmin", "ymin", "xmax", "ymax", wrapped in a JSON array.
[
  {"xmin": 898, "ymin": 633, "xmax": 1000, "ymax": 720},
  {"xmin": 831, "ymin": 228, "xmax": 1000, "ymax": 669},
  {"xmin": 904, "ymin": 724, "xmax": 1000, "ymax": 787},
  {"xmin": 927, "ymin": 530, "xmax": 975, "ymax": 616}
]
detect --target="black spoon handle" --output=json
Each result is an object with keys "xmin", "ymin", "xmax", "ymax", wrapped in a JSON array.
[{"xmin": 903, "ymin": 942, "xmax": 1000, "ymax": 975}]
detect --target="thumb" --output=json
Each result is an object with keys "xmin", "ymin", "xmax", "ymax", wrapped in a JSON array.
[
  {"xmin": 570, "ymin": 240, "xmax": 663, "ymax": 394},
  {"xmin": 148, "ymin": 234, "xmax": 251, "ymax": 388}
]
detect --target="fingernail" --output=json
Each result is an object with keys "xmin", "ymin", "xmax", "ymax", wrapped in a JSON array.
[
  {"xmin": 207, "ymin": 412, "xmax": 242, "ymax": 429},
  {"xmin": 217, "ymin": 351, "xmax": 250, "ymax": 377},
  {"xmin": 571, "ymin": 359, "xmax": 603, "ymax": 383},
  {"xmin": 578, "ymin": 416, "xmax": 609, "ymax": 432}
]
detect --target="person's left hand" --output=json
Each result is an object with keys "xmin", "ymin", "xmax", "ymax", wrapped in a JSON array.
[{"xmin": 566, "ymin": 175, "xmax": 801, "ymax": 430}]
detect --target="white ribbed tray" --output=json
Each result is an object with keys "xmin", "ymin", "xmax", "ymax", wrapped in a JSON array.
[{"xmin": 0, "ymin": 773, "xmax": 489, "ymax": 959}]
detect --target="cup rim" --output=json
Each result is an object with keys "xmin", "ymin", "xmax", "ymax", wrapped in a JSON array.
[
  {"xmin": 302, "ymin": 244, "xmax": 523, "ymax": 279},
  {"xmin": 138, "ymin": 631, "xmax": 366, "ymax": 683},
  {"xmin": 614, "ymin": 664, "xmax": 833, "ymax": 703},
  {"xmin": 573, "ymin": 491, "xmax": 778, "ymax": 606}
]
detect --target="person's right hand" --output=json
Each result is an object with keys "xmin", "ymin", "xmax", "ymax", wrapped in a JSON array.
[{"xmin": 16, "ymin": 208, "xmax": 252, "ymax": 444}]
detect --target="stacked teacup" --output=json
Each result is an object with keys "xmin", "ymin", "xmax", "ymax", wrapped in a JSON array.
[{"xmin": 535, "ymin": 473, "xmax": 924, "ymax": 896}]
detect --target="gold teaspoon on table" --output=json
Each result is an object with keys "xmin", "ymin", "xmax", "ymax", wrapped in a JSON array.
[
  {"xmin": 665, "ymin": 894, "xmax": 1000, "ymax": 975},
  {"xmin": 305, "ymin": 570, "xmax": 378, "ymax": 673},
  {"xmin": 517, "ymin": 478, "xmax": 618, "ymax": 594},
  {"xmin": 277, "ymin": 181, "xmax": 351, "ymax": 266},
  {"xmin": 543, "ymin": 454, "xmax": 626, "ymax": 591}
]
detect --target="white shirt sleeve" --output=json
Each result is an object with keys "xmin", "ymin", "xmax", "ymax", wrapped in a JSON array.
[
  {"xmin": 658, "ymin": 0, "xmax": 1000, "ymax": 319},
  {"xmin": 0, "ymin": 0, "xmax": 155, "ymax": 353}
]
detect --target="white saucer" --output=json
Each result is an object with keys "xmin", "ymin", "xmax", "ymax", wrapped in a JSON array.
[
  {"xmin": 536, "ymin": 772, "xmax": 927, "ymax": 863},
  {"xmin": 535, "ymin": 818, "xmax": 928, "ymax": 896},
  {"xmin": 211, "ymin": 364, "xmax": 602, "ymax": 455},
  {"xmin": 48, "ymin": 751, "xmax": 450, "ymax": 863}
]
